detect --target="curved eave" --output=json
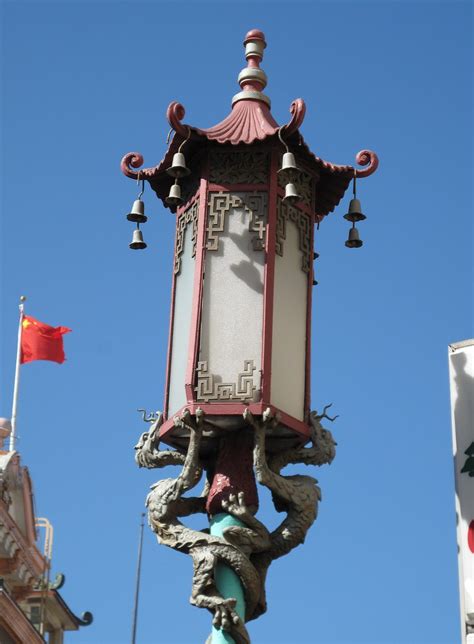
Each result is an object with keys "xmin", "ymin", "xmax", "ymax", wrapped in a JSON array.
[
  {"xmin": 295, "ymin": 135, "xmax": 354, "ymax": 218},
  {"xmin": 130, "ymin": 128, "xmax": 355, "ymax": 219}
]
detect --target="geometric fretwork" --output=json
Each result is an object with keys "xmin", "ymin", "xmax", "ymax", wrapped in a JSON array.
[
  {"xmin": 207, "ymin": 192, "xmax": 267, "ymax": 252},
  {"xmin": 276, "ymin": 197, "xmax": 312, "ymax": 273},
  {"xmin": 209, "ymin": 150, "xmax": 269, "ymax": 185},
  {"xmin": 174, "ymin": 199, "xmax": 199, "ymax": 275},
  {"xmin": 195, "ymin": 359, "xmax": 257, "ymax": 402}
]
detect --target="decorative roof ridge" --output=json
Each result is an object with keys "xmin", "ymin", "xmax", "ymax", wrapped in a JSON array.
[
  {"xmin": 161, "ymin": 28, "xmax": 308, "ymax": 144},
  {"xmin": 120, "ymin": 28, "xmax": 379, "ymax": 216},
  {"xmin": 50, "ymin": 588, "xmax": 93, "ymax": 627},
  {"xmin": 232, "ymin": 29, "xmax": 270, "ymax": 108}
]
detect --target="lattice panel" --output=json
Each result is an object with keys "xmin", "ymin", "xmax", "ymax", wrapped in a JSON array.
[
  {"xmin": 207, "ymin": 192, "xmax": 267, "ymax": 252},
  {"xmin": 276, "ymin": 198, "xmax": 312, "ymax": 273},
  {"xmin": 174, "ymin": 200, "xmax": 199, "ymax": 275},
  {"xmin": 209, "ymin": 150, "xmax": 268, "ymax": 184},
  {"xmin": 195, "ymin": 359, "xmax": 257, "ymax": 402},
  {"xmin": 181, "ymin": 176, "xmax": 200, "ymax": 205}
]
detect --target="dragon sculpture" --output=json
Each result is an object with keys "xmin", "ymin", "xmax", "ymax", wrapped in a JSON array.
[{"xmin": 135, "ymin": 406, "xmax": 336, "ymax": 643}]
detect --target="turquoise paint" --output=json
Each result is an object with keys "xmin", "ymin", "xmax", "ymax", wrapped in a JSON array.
[{"xmin": 209, "ymin": 513, "xmax": 246, "ymax": 644}]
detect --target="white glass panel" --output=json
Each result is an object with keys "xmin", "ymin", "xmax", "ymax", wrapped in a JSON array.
[
  {"xmin": 271, "ymin": 219, "xmax": 307, "ymax": 421},
  {"xmin": 168, "ymin": 224, "xmax": 195, "ymax": 416},
  {"xmin": 198, "ymin": 193, "xmax": 264, "ymax": 402}
]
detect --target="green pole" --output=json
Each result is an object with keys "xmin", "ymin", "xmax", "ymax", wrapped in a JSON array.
[{"xmin": 209, "ymin": 513, "xmax": 246, "ymax": 644}]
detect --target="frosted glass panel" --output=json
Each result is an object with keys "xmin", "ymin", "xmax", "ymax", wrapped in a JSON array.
[
  {"xmin": 271, "ymin": 219, "xmax": 307, "ymax": 421},
  {"xmin": 197, "ymin": 193, "xmax": 265, "ymax": 403},
  {"xmin": 168, "ymin": 224, "xmax": 195, "ymax": 416}
]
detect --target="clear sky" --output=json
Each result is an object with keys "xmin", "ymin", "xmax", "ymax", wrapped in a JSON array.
[{"xmin": 1, "ymin": 1, "xmax": 472, "ymax": 643}]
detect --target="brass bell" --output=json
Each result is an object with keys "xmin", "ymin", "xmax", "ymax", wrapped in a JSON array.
[
  {"xmin": 166, "ymin": 152, "xmax": 191, "ymax": 178},
  {"xmin": 283, "ymin": 182, "xmax": 301, "ymax": 204},
  {"xmin": 129, "ymin": 227, "xmax": 147, "ymax": 250},
  {"xmin": 278, "ymin": 152, "xmax": 300, "ymax": 181},
  {"xmin": 345, "ymin": 224, "xmax": 363, "ymax": 248},
  {"xmin": 126, "ymin": 199, "xmax": 147, "ymax": 223},
  {"xmin": 343, "ymin": 198, "xmax": 366, "ymax": 223},
  {"xmin": 165, "ymin": 181, "xmax": 183, "ymax": 206}
]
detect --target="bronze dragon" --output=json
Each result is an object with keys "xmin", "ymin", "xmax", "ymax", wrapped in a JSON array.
[{"xmin": 135, "ymin": 406, "xmax": 336, "ymax": 643}]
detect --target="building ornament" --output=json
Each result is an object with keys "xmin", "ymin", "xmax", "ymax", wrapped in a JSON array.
[
  {"xmin": 135, "ymin": 407, "xmax": 336, "ymax": 644},
  {"xmin": 209, "ymin": 150, "xmax": 269, "ymax": 185},
  {"xmin": 206, "ymin": 192, "xmax": 267, "ymax": 252},
  {"xmin": 195, "ymin": 360, "xmax": 257, "ymax": 403},
  {"xmin": 174, "ymin": 199, "xmax": 199, "ymax": 275},
  {"xmin": 275, "ymin": 197, "xmax": 312, "ymax": 273}
]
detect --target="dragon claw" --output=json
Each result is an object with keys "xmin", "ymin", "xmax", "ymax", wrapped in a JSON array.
[{"xmin": 212, "ymin": 598, "xmax": 239, "ymax": 632}]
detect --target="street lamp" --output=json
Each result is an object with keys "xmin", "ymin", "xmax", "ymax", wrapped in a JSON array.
[{"xmin": 123, "ymin": 29, "xmax": 378, "ymax": 644}]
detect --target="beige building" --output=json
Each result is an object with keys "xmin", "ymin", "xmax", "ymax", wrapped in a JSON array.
[{"xmin": 0, "ymin": 420, "xmax": 91, "ymax": 643}]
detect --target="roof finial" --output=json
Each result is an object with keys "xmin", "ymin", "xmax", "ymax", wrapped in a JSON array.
[{"xmin": 232, "ymin": 29, "xmax": 271, "ymax": 108}]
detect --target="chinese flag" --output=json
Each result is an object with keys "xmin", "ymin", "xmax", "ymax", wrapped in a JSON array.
[{"xmin": 20, "ymin": 315, "xmax": 71, "ymax": 364}]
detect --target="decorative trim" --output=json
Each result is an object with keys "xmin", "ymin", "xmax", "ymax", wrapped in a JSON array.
[
  {"xmin": 231, "ymin": 90, "xmax": 271, "ymax": 107},
  {"xmin": 0, "ymin": 505, "xmax": 44, "ymax": 580},
  {"xmin": 354, "ymin": 149, "xmax": 379, "ymax": 178},
  {"xmin": 207, "ymin": 192, "xmax": 267, "ymax": 252},
  {"xmin": 158, "ymin": 401, "xmax": 312, "ymax": 443},
  {"xmin": 209, "ymin": 150, "xmax": 268, "ymax": 185},
  {"xmin": 174, "ymin": 200, "xmax": 199, "ymax": 275},
  {"xmin": 184, "ymin": 175, "xmax": 209, "ymax": 404},
  {"xmin": 195, "ymin": 359, "xmax": 256, "ymax": 402},
  {"xmin": 276, "ymin": 198, "xmax": 311, "ymax": 273},
  {"xmin": 167, "ymin": 101, "xmax": 190, "ymax": 138},
  {"xmin": 120, "ymin": 151, "xmax": 144, "ymax": 180},
  {"xmin": 282, "ymin": 98, "xmax": 306, "ymax": 135}
]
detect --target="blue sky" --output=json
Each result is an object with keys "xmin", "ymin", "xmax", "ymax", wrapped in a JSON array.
[{"xmin": 1, "ymin": 2, "xmax": 472, "ymax": 643}]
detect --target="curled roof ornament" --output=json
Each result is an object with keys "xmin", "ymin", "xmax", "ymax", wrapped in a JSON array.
[
  {"xmin": 161, "ymin": 29, "xmax": 307, "ymax": 145},
  {"xmin": 121, "ymin": 29, "xmax": 379, "ymax": 215}
]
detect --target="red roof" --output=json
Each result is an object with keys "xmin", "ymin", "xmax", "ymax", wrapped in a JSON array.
[{"xmin": 121, "ymin": 29, "xmax": 378, "ymax": 218}]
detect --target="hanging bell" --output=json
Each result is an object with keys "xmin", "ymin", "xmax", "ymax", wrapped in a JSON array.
[
  {"xmin": 283, "ymin": 182, "xmax": 301, "ymax": 204},
  {"xmin": 345, "ymin": 224, "xmax": 363, "ymax": 249},
  {"xmin": 343, "ymin": 198, "xmax": 366, "ymax": 223},
  {"xmin": 278, "ymin": 152, "xmax": 300, "ymax": 181},
  {"xmin": 166, "ymin": 182, "xmax": 183, "ymax": 206},
  {"xmin": 126, "ymin": 199, "xmax": 147, "ymax": 223},
  {"xmin": 166, "ymin": 152, "xmax": 191, "ymax": 178},
  {"xmin": 129, "ymin": 227, "xmax": 147, "ymax": 250}
]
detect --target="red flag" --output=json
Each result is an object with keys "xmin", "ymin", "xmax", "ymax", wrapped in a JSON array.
[{"xmin": 20, "ymin": 315, "xmax": 71, "ymax": 364}]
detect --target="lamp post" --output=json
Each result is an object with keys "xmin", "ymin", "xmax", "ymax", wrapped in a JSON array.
[{"xmin": 124, "ymin": 29, "xmax": 378, "ymax": 644}]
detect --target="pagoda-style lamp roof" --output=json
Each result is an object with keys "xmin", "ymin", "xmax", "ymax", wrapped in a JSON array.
[
  {"xmin": 121, "ymin": 29, "xmax": 378, "ymax": 218},
  {"xmin": 126, "ymin": 30, "xmax": 380, "ymax": 643}
]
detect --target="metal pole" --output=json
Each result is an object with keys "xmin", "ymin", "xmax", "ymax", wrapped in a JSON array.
[
  {"xmin": 210, "ymin": 513, "xmax": 246, "ymax": 644},
  {"xmin": 131, "ymin": 513, "xmax": 145, "ymax": 644},
  {"xmin": 9, "ymin": 295, "xmax": 26, "ymax": 452}
]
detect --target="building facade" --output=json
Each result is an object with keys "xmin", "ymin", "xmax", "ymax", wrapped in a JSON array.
[{"xmin": 0, "ymin": 420, "xmax": 91, "ymax": 643}]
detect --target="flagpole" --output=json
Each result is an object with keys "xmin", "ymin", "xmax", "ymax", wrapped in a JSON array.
[
  {"xmin": 9, "ymin": 296, "xmax": 26, "ymax": 452},
  {"xmin": 131, "ymin": 512, "xmax": 145, "ymax": 644}
]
